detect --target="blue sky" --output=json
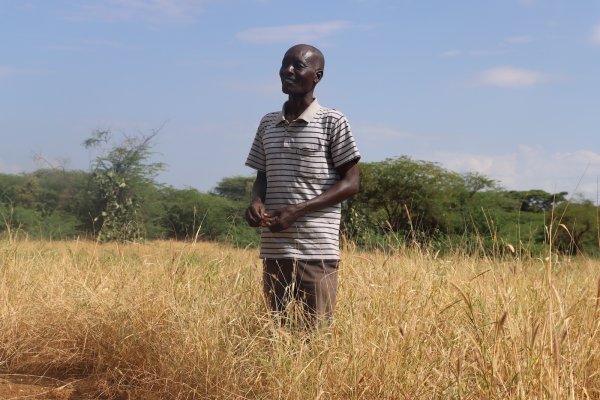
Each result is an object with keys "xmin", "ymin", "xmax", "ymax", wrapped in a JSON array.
[{"xmin": 2, "ymin": 0, "xmax": 599, "ymax": 200}]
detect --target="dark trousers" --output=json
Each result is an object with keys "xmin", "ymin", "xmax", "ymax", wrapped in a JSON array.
[{"xmin": 263, "ymin": 258, "xmax": 339, "ymax": 326}]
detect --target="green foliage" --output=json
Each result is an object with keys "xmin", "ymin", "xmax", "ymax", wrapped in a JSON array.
[
  {"xmin": 160, "ymin": 188, "xmax": 210, "ymax": 240},
  {"xmin": 0, "ymin": 173, "xmax": 23, "ymax": 204},
  {"xmin": 212, "ymin": 175, "xmax": 254, "ymax": 202},
  {"xmin": 508, "ymin": 189, "xmax": 568, "ymax": 212},
  {"xmin": 341, "ymin": 157, "xmax": 590, "ymax": 257},
  {"xmin": 461, "ymin": 171, "xmax": 498, "ymax": 194},
  {"xmin": 457, "ymin": 190, "xmax": 548, "ymax": 257},
  {"xmin": 0, "ymin": 205, "xmax": 80, "ymax": 240},
  {"xmin": 1, "ymin": 147, "xmax": 598, "ymax": 257},
  {"xmin": 0, "ymin": 170, "xmax": 90, "ymax": 239},
  {"xmin": 160, "ymin": 187, "xmax": 259, "ymax": 246},
  {"xmin": 550, "ymin": 200, "xmax": 600, "ymax": 255},
  {"xmin": 83, "ymin": 130, "xmax": 165, "ymax": 242},
  {"xmin": 349, "ymin": 156, "xmax": 495, "ymax": 240}
]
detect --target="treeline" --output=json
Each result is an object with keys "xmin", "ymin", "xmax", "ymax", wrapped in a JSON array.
[
  {"xmin": 0, "ymin": 134, "xmax": 598, "ymax": 256},
  {"xmin": 346, "ymin": 157, "xmax": 598, "ymax": 256},
  {"xmin": 0, "ymin": 169, "xmax": 258, "ymax": 246},
  {"xmin": 0, "ymin": 131, "xmax": 259, "ymax": 247}
]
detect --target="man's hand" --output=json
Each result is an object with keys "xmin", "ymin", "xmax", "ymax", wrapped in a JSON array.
[
  {"xmin": 264, "ymin": 204, "xmax": 301, "ymax": 232},
  {"xmin": 245, "ymin": 171, "xmax": 269, "ymax": 227},
  {"xmin": 245, "ymin": 199, "xmax": 268, "ymax": 227}
]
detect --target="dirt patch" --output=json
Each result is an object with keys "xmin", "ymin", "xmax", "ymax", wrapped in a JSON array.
[{"xmin": 0, "ymin": 375, "xmax": 131, "ymax": 400}]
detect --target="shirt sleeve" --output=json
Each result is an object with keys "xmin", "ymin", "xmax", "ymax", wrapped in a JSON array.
[
  {"xmin": 329, "ymin": 114, "xmax": 361, "ymax": 168},
  {"xmin": 245, "ymin": 115, "xmax": 268, "ymax": 172}
]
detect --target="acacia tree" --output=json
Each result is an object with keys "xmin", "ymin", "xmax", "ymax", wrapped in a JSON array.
[
  {"xmin": 549, "ymin": 199, "xmax": 599, "ymax": 255},
  {"xmin": 508, "ymin": 189, "xmax": 568, "ymax": 212},
  {"xmin": 212, "ymin": 175, "xmax": 255, "ymax": 202},
  {"xmin": 83, "ymin": 129, "xmax": 165, "ymax": 242},
  {"xmin": 355, "ymin": 157, "xmax": 469, "ymax": 234},
  {"xmin": 340, "ymin": 157, "xmax": 502, "ymax": 248}
]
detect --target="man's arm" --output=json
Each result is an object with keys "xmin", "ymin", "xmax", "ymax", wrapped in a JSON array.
[
  {"xmin": 264, "ymin": 160, "xmax": 360, "ymax": 232},
  {"xmin": 245, "ymin": 170, "xmax": 268, "ymax": 227}
]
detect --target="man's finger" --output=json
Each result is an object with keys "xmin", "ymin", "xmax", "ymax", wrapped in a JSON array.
[{"xmin": 246, "ymin": 207, "xmax": 263, "ymax": 226}]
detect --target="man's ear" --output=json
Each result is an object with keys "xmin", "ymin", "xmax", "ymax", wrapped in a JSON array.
[{"xmin": 315, "ymin": 70, "xmax": 324, "ymax": 83}]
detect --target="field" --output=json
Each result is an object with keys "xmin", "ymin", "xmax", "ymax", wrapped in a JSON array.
[{"xmin": 0, "ymin": 239, "xmax": 599, "ymax": 399}]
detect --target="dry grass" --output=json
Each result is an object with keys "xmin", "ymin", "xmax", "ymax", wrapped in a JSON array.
[{"xmin": 0, "ymin": 239, "xmax": 599, "ymax": 399}]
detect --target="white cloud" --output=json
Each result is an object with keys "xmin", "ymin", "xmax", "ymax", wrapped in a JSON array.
[
  {"xmin": 353, "ymin": 123, "xmax": 425, "ymax": 143},
  {"xmin": 45, "ymin": 44, "xmax": 84, "ymax": 52},
  {"xmin": 591, "ymin": 23, "xmax": 600, "ymax": 46},
  {"xmin": 429, "ymin": 146, "xmax": 600, "ymax": 199},
  {"xmin": 236, "ymin": 21, "xmax": 353, "ymax": 44},
  {"xmin": 324, "ymin": 120, "xmax": 599, "ymax": 199},
  {"xmin": 440, "ymin": 49, "xmax": 507, "ymax": 58},
  {"xmin": 46, "ymin": 39, "xmax": 127, "ymax": 52},
  {"xmin": 0, "ymin": 66, "xmax": 19, "ymax": 79},
  {"xmin": 475, "ymin": 66, "xmax": 554, "ymax": 88},
  {"xmin": 469, "ymin": 49, "xmax": 508, "ymax": 57},
  {"xmin": 504, "ymin": 35, "xmax": 533, "ymax": 44},
  {"xmin": 0, "ymin": 66, "xmax": 46, "ymax": 79},
  {"xmin": 441, "ymin": 50, "xmax": 463, "ymax": 58},
  {"xmin": 353, "ymin": 122, "xmax": 436, "ymax": 149},
  {"xmin": 518, "ymin": 0, "xmax": 536, "ymax": 7},
  {"xmin": 70, "ymin": 0, "xmax": 204, "ymax": 23}
]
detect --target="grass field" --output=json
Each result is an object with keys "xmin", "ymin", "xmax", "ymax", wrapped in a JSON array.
[{"xmin": 0, "ymin": 239, "xmax": 599, "ymax": 399}]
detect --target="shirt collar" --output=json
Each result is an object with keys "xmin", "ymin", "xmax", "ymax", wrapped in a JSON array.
[{"xmin": 277, "ymin": 98, "xmax": 321, "ymax": 125}]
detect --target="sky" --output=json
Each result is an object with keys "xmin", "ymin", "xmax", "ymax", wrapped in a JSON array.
[{"xmin": 1, "ymin": 0, "xmax": 599, "ymax": 200}]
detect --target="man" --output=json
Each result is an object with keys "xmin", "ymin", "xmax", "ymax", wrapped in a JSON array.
[{"xmin": 244, "ymin": 44, "xmax": 361, "ymax": 327}]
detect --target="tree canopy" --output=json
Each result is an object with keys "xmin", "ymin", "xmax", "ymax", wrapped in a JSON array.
[{"xmin": 83, "ymin": 129, "xmax": 165, "ymax": 242}]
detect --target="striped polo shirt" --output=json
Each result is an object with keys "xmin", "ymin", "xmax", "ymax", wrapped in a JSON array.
[{"xmin": 245, "ymin": 99, "xmax": 361, "ymax": 260}]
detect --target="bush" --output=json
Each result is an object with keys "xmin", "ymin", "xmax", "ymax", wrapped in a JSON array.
[
  {"xmin": 160, "ymin": 187, "xmax": 259, "ymax": 246},
  {"xmin": 0, "ymin": 205, "xmax": 80, "ymax": 240}
]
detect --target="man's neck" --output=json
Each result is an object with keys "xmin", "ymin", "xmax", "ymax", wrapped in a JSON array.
[{"xmin": 284, "ymin": 93, "xmax": 314, "ymax": 122}]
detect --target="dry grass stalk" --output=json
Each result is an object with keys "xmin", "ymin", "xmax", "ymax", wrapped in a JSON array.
[{"xmin": 0, "ymin": 239, "xmax": 598, "ymax": 399}]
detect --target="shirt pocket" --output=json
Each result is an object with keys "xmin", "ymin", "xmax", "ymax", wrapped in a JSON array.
[{"xmin": 291, "ymin": 142, "xmax": 328, "ymax": 180}]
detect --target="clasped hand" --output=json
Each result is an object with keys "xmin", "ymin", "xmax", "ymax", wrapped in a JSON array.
[{"xmin": 245, "ymin": 201, "xmax": 300, "ymax": 232}]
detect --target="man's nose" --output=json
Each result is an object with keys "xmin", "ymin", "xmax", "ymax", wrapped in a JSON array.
[{"xmin": 282, "ymin": 64, "xmax": 294, "ymax": 74}]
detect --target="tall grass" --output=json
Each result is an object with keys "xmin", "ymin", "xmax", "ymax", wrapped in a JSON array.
[{"xmin": 0, "ymin": 239, "xmax": 598, "ymax": 399}]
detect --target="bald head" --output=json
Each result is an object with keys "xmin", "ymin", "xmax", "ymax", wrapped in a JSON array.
[{"xmin": 285, "ymin": 44, "xmax": 325, "ymax": 73}]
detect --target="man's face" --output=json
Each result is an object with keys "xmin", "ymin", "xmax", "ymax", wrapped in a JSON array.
[{"xmin": 279, "ymin": 46, "xmax": 322, "ymax": 96}]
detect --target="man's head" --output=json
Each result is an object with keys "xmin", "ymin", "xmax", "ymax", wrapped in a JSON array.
[{"xmin": 279, "ymin": 44, "xmax": 325, "ymax": 96}]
